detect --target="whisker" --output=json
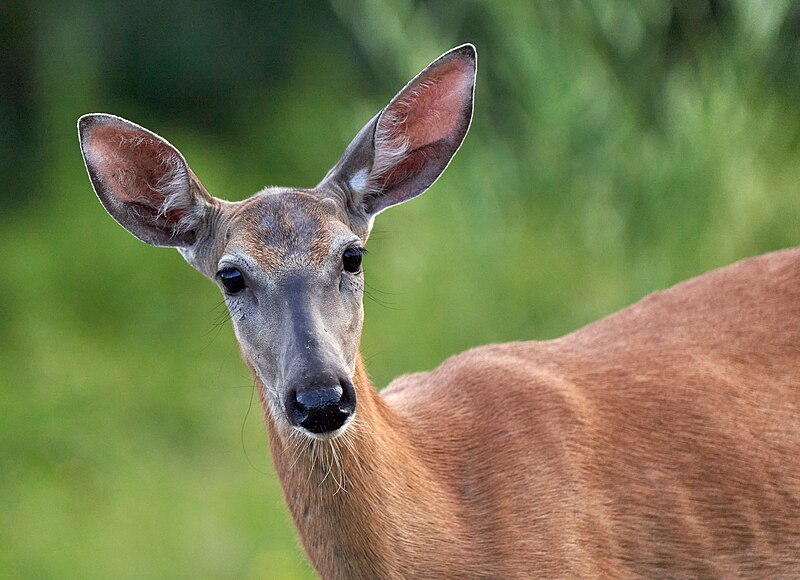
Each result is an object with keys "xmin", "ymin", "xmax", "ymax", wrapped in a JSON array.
[
  {"xmin": 318, "ymin": 442, "xmax": 333, "ymax": 487},
  {"xmin": 290, "ymin": 432, "xmax": 309, "ymax": 470},
  {"xmin": 240, "ymin": 381, "xmax": 270, "ymax": 475},
  {"xmin": 340, "ymin": 421, "xmax": 364, "ymax": 478},
  {"xmin": 365, "ymin": 280, "xmax": 404, "ymax": 297},
  {"xmin": 366, "ymin": 226, "xmax": 392, "ymax": 241},
  {"xmin": 307, "ymin": 440, "xmax": 320, "ymax": 486},
  {"xmin": 362, "ymin": 349, "xmax": 386, "ymax": 366},
  {"xmin": 329, "ymin": 440, "xmax": 347, "ymax": 495},
  {"xmin": 364, "ymin": 289, "xmax": 401, "ymax": 310},
  {"xmin": 196, "ymin": 300, "xmax": 233, "ymax": 353}
]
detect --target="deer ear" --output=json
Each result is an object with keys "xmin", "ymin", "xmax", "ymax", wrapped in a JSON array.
[
  {"xmin": 321, "ymin": 44, "xmax": 476, "ymax": 223},
  {"xmin": 78, "ymin": 114, "xmax": 216, "ymax": 248}
]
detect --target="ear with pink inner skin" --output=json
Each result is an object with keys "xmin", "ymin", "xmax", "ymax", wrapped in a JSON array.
[
  {"xmin": 321, "ymin": 44, "xmax": 477, "ymax": 223},
  {"xmin": 78, "ymin": 114, "xmax": 215, "ymax": 247}
]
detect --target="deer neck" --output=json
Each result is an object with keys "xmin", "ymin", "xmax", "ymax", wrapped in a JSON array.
[{"xmin": 260, "ymin": 353, "xmax": 467, "ymax": 578}]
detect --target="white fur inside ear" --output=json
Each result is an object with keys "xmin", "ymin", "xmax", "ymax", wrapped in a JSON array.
[
  {"xmin": 372, "ymin": 106, "xmax": 411, "ymax": 182},
  {"xmin": 349, "ymin": 106, "xmax": 411, "ymax": 197},
  {"xmin": 154, "ymin": 152, "xmax": 203, "ymax": 235},
  {"xmin": 349, "ymin": 168, "xmax": 369, "ymax": 193}
]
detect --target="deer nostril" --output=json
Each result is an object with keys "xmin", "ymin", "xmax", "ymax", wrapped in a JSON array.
[{"xmin": 287, "ymin": 380, "xmax": 356, "ymax": 434}]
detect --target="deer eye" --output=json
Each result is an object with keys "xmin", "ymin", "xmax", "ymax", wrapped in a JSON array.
[
  {"xmin": 342, "ymin": 247, "xmax": 364, "ymax": 273},
  {"xmin": 218, "ymin": 267, "xmax": 246, "ymax": 295}
]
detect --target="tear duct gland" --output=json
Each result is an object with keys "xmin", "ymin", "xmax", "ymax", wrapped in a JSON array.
[{"xmin": 79, "ymin": 44, "xmax": 800, "ymax": 578}]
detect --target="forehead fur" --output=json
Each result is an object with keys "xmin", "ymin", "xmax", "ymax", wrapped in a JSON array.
[{"xmin": 228, "ymin": 189, "xmax": 346, "ymax": 271}]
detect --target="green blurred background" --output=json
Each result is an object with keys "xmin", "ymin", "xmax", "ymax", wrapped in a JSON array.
[{"xmin": 2, "ymin": 0, "xmax": 800, "ymax": 577}]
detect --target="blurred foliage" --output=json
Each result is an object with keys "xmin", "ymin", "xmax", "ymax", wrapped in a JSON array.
[{"xmin": 2, "ymin": 0, "xmax": 800, "ymax": 577}]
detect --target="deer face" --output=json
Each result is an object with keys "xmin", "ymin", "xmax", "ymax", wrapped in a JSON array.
[
  {"xmin": 78, "ymin": 45, "xmax": 476, "ymax": 439},
  {"xmin": 212, "ymin": 191, "xmax": 366, "ymax": 438}
]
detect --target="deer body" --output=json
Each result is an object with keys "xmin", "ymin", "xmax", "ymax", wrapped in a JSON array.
[
  {"xmin": 78, "ymin": 45, "xmax": 800, "ymax": 578},
  {"xmin": 269, "ymin": 248, "xmax": 800, "ymax": 578}
]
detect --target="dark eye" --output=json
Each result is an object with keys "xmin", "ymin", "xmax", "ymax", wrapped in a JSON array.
[
  {"xmin": 218, "ymin": 267, "xmax": 246, "ymax": 295},
  {"xmin": 342, "ymin": 247, "xmax": 363, "ymax": 273}
]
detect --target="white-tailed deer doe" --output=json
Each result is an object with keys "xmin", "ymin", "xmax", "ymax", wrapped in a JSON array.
[{"xmin": 78, "ymin": 45, "xmax": 800, "ymax": 578}]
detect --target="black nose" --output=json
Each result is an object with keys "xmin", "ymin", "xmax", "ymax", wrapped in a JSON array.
[{"xmin": 286, "ymin": 379, "xmax": 356, "ymax": 434}]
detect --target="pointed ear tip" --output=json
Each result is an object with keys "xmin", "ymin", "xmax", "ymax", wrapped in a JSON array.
[
  {"xmin": 450, "ymin": 43, "xmax": 477, "ymax": 66},
  {"xmin": 455, "ymin": 43, "xmax": 477, "ymax": 57},
  {"xmin": 77, "ymin": 114, "xmax": 95, "ymax": 134},
  {"xmin": 78, "ymin": 113, "xmax": 134, "ymax": 130},
  {"xmin": 77, "ymin": 113, "xmax": 116, "ymax": 139},
  {"xmin": 77, "ymin": 116, "xmax": 98, "ymax": 150},
  {"xmin": 78, "ymin": 112, "xmax": 108, "ymax": 125}
]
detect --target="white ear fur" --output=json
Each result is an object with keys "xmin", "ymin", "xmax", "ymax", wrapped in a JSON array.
[
  {"xmin": 78, "ymin": 113, "xmax": 214, "ymax": 248},
  {"xmin": 348, "ymin": 168, "xmax": 370, "ymax": 193},
  {"xmin": 322, "ymin": 44, "xmax": 477, "ymax": 225},
  {"xmin": 367, "ymin": 103, "xmax": 413, "ymax": 192},
  {"xmin": 155, "ymin": 158, "xmax": 205, "ymax": 236}
]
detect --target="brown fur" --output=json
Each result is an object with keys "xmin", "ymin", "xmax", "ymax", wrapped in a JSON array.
[
  {"xmin": 78, "ymin": 45, "xmax": 800, "ymax": 578},
  {"xmin": 265, "ymin": 248, "xmax": 800, "ymax": 578},
  {"xmin": 231, "ymin": 191, "xmax": 339, "ymax": 270}
]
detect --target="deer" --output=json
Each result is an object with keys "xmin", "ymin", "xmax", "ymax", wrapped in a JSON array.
[{"xmin": 77, "ymin": 44, "xmax": 800, "ymax": 578}]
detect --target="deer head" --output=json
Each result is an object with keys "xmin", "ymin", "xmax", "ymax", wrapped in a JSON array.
[{"xmin": 78, "ymin": 45, "xmax": 476, "ymax": 440}]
